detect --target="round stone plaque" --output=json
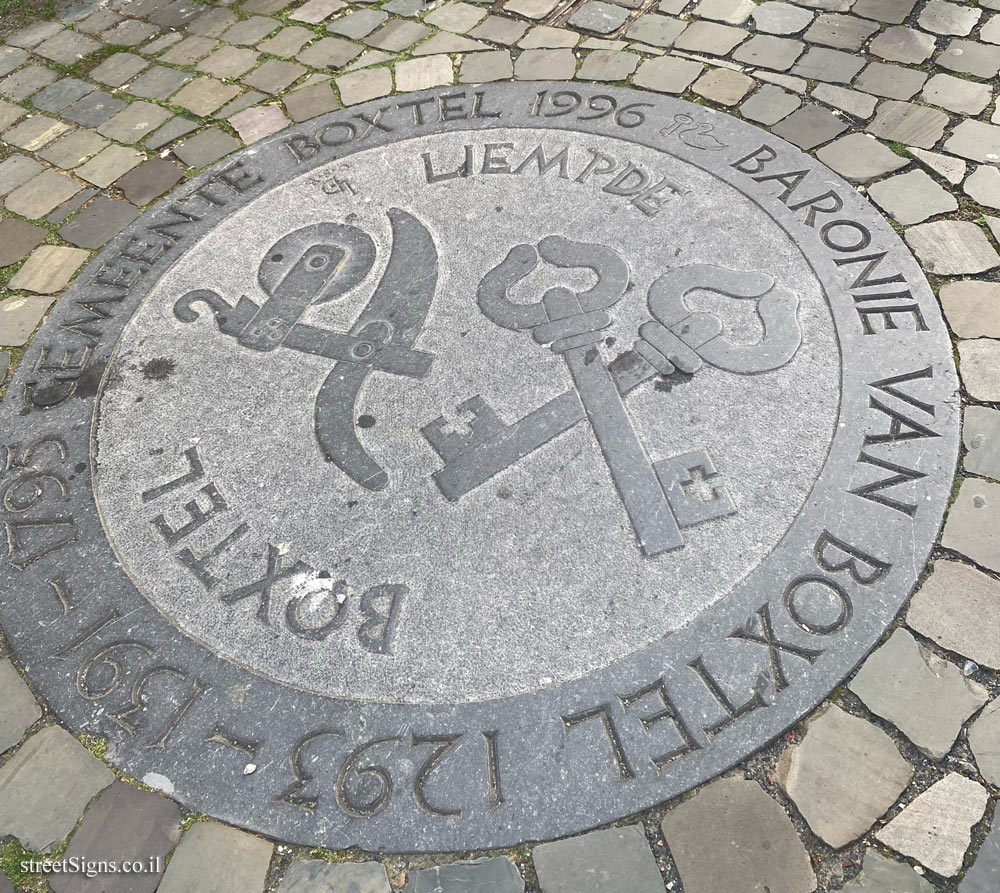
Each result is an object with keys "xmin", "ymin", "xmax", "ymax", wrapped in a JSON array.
[{"xmin": 0, "ymin": 83, "xmax": 959, "ymax": 851}]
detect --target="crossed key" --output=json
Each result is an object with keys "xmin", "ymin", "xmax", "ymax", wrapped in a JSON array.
[{"xmin": 422, "ymin": 240, "xmax": 802, "ymax": 558}]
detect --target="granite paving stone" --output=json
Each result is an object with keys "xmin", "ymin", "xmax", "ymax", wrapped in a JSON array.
[
  {"xmin": 503, "ymin": 0, "xmax": 561, "ymax": 17},
  {"xmin": 569, "ymin": 2, "xmax": 631, "ymax": 34},
  {"xmin": 0, "ymin": 219, "xmax": 47, "ymax": 268},
  {"xmin": 173, "ymin": 127, "xmax": 239, "ymax": 167},
  {"xmin": 519, "ymin": 26, "xmax": 581, "ymax": 48},
  {"xmin": 58, "ymin": 195, "xmax": 140, "ymax": 248},
  {"xmin": 867, "ymin": 100, "xmax": 948, "ymax": 149},
  {"xmin": 850, "ymin": 628, "xmax": 989, "ymax": 757},
  {"xmin": 2, "ymin": 116, "xmax": 71, "ymax": 151},
  {"xmin": 283, "ymin": 82, "xmax": 340, "ymax": 121},
  {"xmin": 0, "ymin": 99, "xmax": 26, "ymax": 131},
  {"xmin": 114, "ymin": 156, "xmax": 184, "ymax": 206},
  {"xmin": 944, "ymin": 476, "xmax": 1000, "ymax": 564},
  {"xmin": 692, "ymin": 68, "xmax": 754, "ymax": 105},
  {"xmin": 296, "ymin": 36, "xmax": 363, "ymax": 69},
  {"xmin": 811, "ymin": 82, "xmax": 879, "ymax": 117},
  {"xmin": 777, "ymin": 704, "xmax": 912, "ymax": 847},
  {"xmin": 732, "ymin": 34, "xmax": 805, "ymax": 70},
  {"xmin": 62, "ymin": 91, "xmax": 127, "ymax": 128},
  {"xmin": 186, "ymin": 6, "xmax": 239, "ymax": 37},
  {"xmin": 0, "ymin": 294, "xmax": 58, "ymax": 346},
  {"xmin": 90, "ymin": 52, "xmax": 150, "ymax": 88},
  {"xmin": 424, "ymin": 1, "xmax": 488, "ymax": 32},
  {"xmin": 920, "ymin": 74, "xmax": 992, "ymax": 115},
  {"xmin": 0, "ymin": 156, "xmax": 44, "ymax": 196},
  {"xmin": 855, "ymin": 62, "xmax": 927, "ymax": 100},
  {"xmin": 5, "ymin": 21, "xmax": 64, "ymax": 48},
  {"xmin": 101, "ymin": 19, "xmax": 160, "ymax": 46},
  {"xmin": 983, "ymin": 13, "xmax": 1000, "ymax": 43},
  {"xmin": 0, "ymin": 46, "xmax": 28, "ymax": 78},
  {"xmin": 412, "ymin": 33, "xmax": 490, "ymax": 55},
  {"xmin": 39, "ymin": 129, "xmax": 108, "ymax": 170},
  {"xmin": 968, "ymin": 698, "xmax": 1000, "ymax": 786},
  {"xmin": 0, "ymin": 659, "xmax": 41, "ymax": 752},
  {"xmin": 278, "ymin": 860, "xmax": 391, "ymax": 892},
  {"xmin": 961, "ymin": 812, "xmax": 1000, "ymax": 893},
  {"xmin": 632, "ymin": 55, "xmax": 704, "ymax": 92},
  {"xmin": 576, "ymin": 49, "xmax": 639, "ymax": 80},
  {"xmin": 907, "ymin": 220, "xmax": 1000, "ymax": 275},
  {"xmin": 327, "ymin": 9, "xmax": 389, "ymax": 38},
  {"xmin": 257, "ymin": 26, "xmax": 316, "ymax": 58},
  {"xmin": 383, "ymin": 0, "xmax": 427, "ymax": 14},
  {"xmin": 409, "ymin": 857, "xmax": 524, "ymax": 892},
  {"xmin": 395, "ymin": 55, "xmax": 454, "ymax": 91},
  {"xmin": 876, "ymin": 774, "xmax": 989, "ymax": 876},
  {"xmin": 172, "ymin": 78, "xmax": 242, "ymax": 116},
  {"xmin": 33, "ymin": 30, "xmax": 100, "ymax": 64},
  {"xmin": 7, "ymin": 244, "xmax": 89, "ymax": 293},
  {"xmin": 460, "ymin": 49, "xmax": 514, "ymax": 82},
  {"xmin": 694, "ymin": 0, "xmax": 756, "ymax": 24},
  {"xmin": 661, "ymin": 777, "xmax": 815, "ymax": 893},
  {"xmin": 533, "ymin": 824, "xmax": 663, "ymax": 893},
  {"xmin": 221, "ymin": 15, "xmax": 280, "ymax": 46},
  {"xmin": 839, "ymin": 850, "xmax": 934, "ymax": 893},
  {"xmin": 0, "ymin": 66, "xmax": 61, "ymax": 102},
  {"xmin": 97, "ymin": 101, "xmax": 172, "ymax": 144},
  {"xmin": 365, "ymin": 19, "xmax": 432, "ymax": 51},
  {"xmin": 791, "ymin": 46, "xmax": 865, "ymax": 81},
  {"xmin": 144, "ymin": 116, "xmax": 199, "ymax": 150},
  {"xmin": 216, "ymin": 87, "xmax": 267, "ymax": 119},
  {"xmin": 242, "ymin": 60, "xmax": 307, "ymax": 93},
  {"xmin": 739, "ymin": 84, "xmax": 802, "ymax": 124},
  {"xmin": 48, "ymin": 782, "xmax": 180, "ymax": 893},
  {"xmin": 771, "ymin": 102, "xmax": 848, "ymax": 148},
  {"xmin": 228, "ymin": 104, "xmax": 292, "ymax": 142},
  {"xmin": 142, "ymin": 32, "xmax": 183, "ymax": 55},
  {"xmin": 243, "ymin": 0, "xmax": 292, "ymax": 13},
  {"xmin": 469, "ymin": 15, "xmax": 530, "ymax": 45},
  {"xmin": 937, "ymin": 39, "xmax": 1000, "ymax": 77},
  {"xmin": 513, "ymin": 48, "xmax": 577, "ymax": 80},
  {"xmin": 197, "ymin": 45, "xmax": 261, "ymax": 79},
  {"xmin": 159, "ymin": 36, "xmax": 219, "ymax": 65},
  {"xmin": 673, "ymin": 20, "xmax": 748, "ymax": 53},
  {"xmin": 941, "ymin": 281, "xmax": 1000, "ymax": 339},
  {"xmin": 752, "ymin": 0, "xmax": 816, "ymax": 32},
  {"xmin": 157, "ymin": 821, "xmax": 273, "ymax": 893},
  {"xmin": 945, "ymin": 120, "xmax": 1000, "ymax": 163},
  {"xmin": 291, "ymin": 0, "xmax": 349, "ymax": 23},
  {"xmin": 869, "ymin": 26, "xmax": 936, "ymax": 63},
  {"xmin": 75, "ymin": 144, "xmax": 144, "ymax": 188},
  {"xmin": 869, "ymin": 169, "xmax": 958, "ymax": 223},
  {"xmin": 625, "ymin": 14, "xmax": 689, "ymax": 47},
  {"xmin": 32, "ymin": 77, "xmax": 94, "ymax": 113},
  {"xmin": 75, "ymin": 8, "xmax": 122, "ymax": 33},
  {"xmin": 0, "ymin": 725, "xmax": 114, "ymax": 852},
  {"xmin": 336, "ymin": 67, "xmax": 393, "ymax": 104},
  {"xmin": 964, "ymin": 165, "xmax": 1000, "ymax": 210},
  {"xmin": 127, "ymin": 65, "xmax": 193, "ymax": 100},
  {"xmin": 962, "ymin": 405, "xmax": 1000, "ymax": 478},
  {"xmin": 918, "ymin": 0, "xmax": 982, "ymax": 35},
  {"xmin": 804, "ymin": 13, "xmax": 879, "ymax": 49},
  {"xmin": 908, "ymin": 559, "xmax": 1000, "ymax": 666},
  {"xmin": 4, "ymin": 168, "xmax": 83, "ymax": 219}
]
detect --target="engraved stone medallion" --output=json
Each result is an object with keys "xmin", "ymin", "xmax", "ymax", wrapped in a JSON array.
[{"xmin": 0, "ymin": 84, "xmax": 960, "ymax": 851}]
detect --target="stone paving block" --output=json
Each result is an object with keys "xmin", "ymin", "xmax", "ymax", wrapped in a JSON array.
[
  {"xmin": 187, "ymin": 6, "xmax": 239, "ymax": 37},
  {"xmin": 533, "ymin": 824, "xmax": 662, "ymax": 893},
  {"xmin": 876, "ymin": 774, "xmax": 989, "ymax": 877},
  {"xmin": 938, "ymin": 39, "xmax": 1000, "ymax": 77},
  {"xmin": 365, "ymin": 19, "xmax": 431, "ymax": 51},
  {"xmin": 8, "ymin": 244, "xmax": 89, "ymax": 293},
  {"xmin": 469, "ymin": 15, "xmax": 530, "ymax": 45},
  {"xmin": 2, "ymin": 116, "xmax": 71, "ymax": 152},
  {"xmin": 0, "ymin": 156, "xmax": 44, "ymax": 196},
  {"xmin": 692, "ymin": 68, "xmax": 754, "ymax": 105},
  {"xmin": 0, "ymin": 725, "xmax": 114, "ymax": 852},
  {"xmin": 228, "ymin": 104, "xmax": 291, "ymax": 142},
  {"xmin": 49, "ymin": 781, "xmax": 180, "ymax": 893},
  {"xmin": 0, "ymin": 46, "xmax": 28, "ymax": 78},
  {"xmin": 504, "ymin": 0, "xmax": 561, "ymax": 15},
  {"xmin": 409, "ymin": 857, "xmax": 523, "ymax": 892},
  {"xmin": 91, "ymin": 52, "xmax": 149, "ymax": 88},
  {"xmin": 855, "ymin": 62, "xmax": 927, "ymax": 100},
  {"xmin": 37, "ymin": 129, "xmax": 109, "ymax": 169},
  {"xmin": 33, "ymin": 29, "xmax": 100, "ymax": 64},
  {"xmin": 632, "ymin": 54, "xmax": 704, "ymax": 92},
  {"xmin": 577, "ymin": 49, "xmax": 639, "ymax": 81},
  {"xmin": 569, "ymin": 2, "xmax": 631, "ymax": 34},
  {"xmin": 383, "ymin": 0, "xmax": 426, "ymax": 14},
  {"xmin": 101, "ymin": 19, "xmax": 160, "ymax": 46},
  {"xmin": 920, "ymin": 74, "xmax": 992, "ymax": 115},
  {"xmin": 850, "ymin": 628, "xmax": 989, "ymax": 757},
  {"xmin": 297, "ymin": 36, "xmax": 363, "ymax": 69},
  {"xmin": 513, "ymin": 48, "xmax": 577, "ymax": 80},
  {"xmin": 909, "ymin": 559, "xmax": 1000, "ymax": 666},
  {"xmin": 278, "ymin": 860, "xmax": 391, "ymax": 892},
  {"xmin": 243, "ymin": 60, "xmax": 307, "ymax": 93},
  {"xmin": 142, "ymin": 32, "xmax": 183, "ymax": 55},
  {"xmin": 945, "ymin": 120, "xmax": 1000, "ymax": 163},
  {"xmin": 839, "ymin": 849, "xmax": 934, "ymax": 893},
  {"xmin": 115, "ymin": 157, "xmax": 184, "ymax": 206},
  {"xmin": 968, "ymin": 698, "xmax": 1000, "ymax": 787},
  {"xmin": 144, "ymin": 116, "xmax": 199, "ymax": 150},
  {"xmin": 661, "ymin": 777, "xmax": 815, "ymax": 893},
  {"xmin": 160, "ymin": 35, "xmax": 219, "ymax": 65},
  {"xmin": 732, "ymin": 34, "xmax": 805, "ymax": 70},
  {"xmin": 941, "ymin": 282, "xmax": 1000, "ymax": 340},
  {"xmin": 1, "ymin": 65, "xmax": 60, "ymax": 102},
  {"xmin": 127, "ymin": 65, "xmax": 193, "ymax": 100},
  {"xmin": 961, "ymin": 811, "xmax": 1000, "ymax": 893},
  {"xmin": 215, "ymin": 89, "xmax": 268, "ymax": 120},
  {"xmin": 395, "ymin": 55, "xmax": 454, "ymax": 91},
  {"xmin": 222, "ymin": 15, "xmax": 280, "ymax": 45},
  {"xmin": 0, "ymin": 98, "xmax": 26, "ymax": 131},
  {"xmin": 740, "ymin": 84, "xmax": 802, "ymax": 124},
  {"xmin": 6, "ymin": 20, "xmax": 64, "ymax": 48},
  {"xmin": 4, "ymin": 168, "xmax": 83, "ymax": 219},
  {"xmin": 76, "ymin": 144, "xmax": 144, "ymax": 188},
  {"xmin": 157, "ymin": 821, "xmax": 272, "ymax": 893},
  {"xmin": 283, "ymin": 82, "xmax": 340, "ymax": 121},
  {"xmin": 907, "ymin": 220, "xmax": 1000, "ymax": 275},
  {"xmin": 777, "ymin": 704, "xmax": 912, "ymax": 848},
  {"xmin": 519, "ymin": 26, "xmax": 580, "ymax": 48},
  {"xmin": 869, "ymin": 169, "xmax": 957, "ymax": 223},
  {"xmin": 791, "ymin": 46, "xmax": 865, "ymax": 82},
  {"xmin": 944, "ymin": 476, "xmax": 1000, "ymax": 565},
  {"xmin": 412, "ymin": 33, "xmax": 489, "ymax": 55},
  {"xmin": 0, "ymin": 219, "xmax": 47, "ymax": 268},
  {"xmin": 172, "ymin": 78, "xmax": 242, "ymax": 116},
  {"xmin": 460, "ymin": 49, "xmax": 514, "ymax": 82},
  {"xmin": 752, "ymin": 2, "xmax": 816, "ymax": 33},
  {"xmin": 0, "ymin": 294, "xmax": 58, "ymax": 346},
  {"xmin": 919, "ymin": 0, "xmax": 982, "ymax": 35},
  {"xmin": 852, "ymin": 0, "xmax": 916, "ymax": 22},
  {"xmin": 694, "ymin": 0, "xmax": 755, "ymax": 23},
  {"xmin": 811, "ymin": 82, "xmax": 878, "ymax": 117},
  {"xmin": 965, "ymin": 165, "xmax": 1000, "ymax": 210},
  {"xmin": 197, "ymin": 45, "xmax": 261, "ymax": 79},
  {"xmin": 58, "ymin": 196, "xmax": 140, "ymax": 249},
  {"xmin": 291, "ymin": 0, "xmax": 348, "ymax": 23},
  {"xmin": 673, "ymin": 20, "xmax": 747, "ymax": 53},
  {"xmin": 62, "ymin": 91, "xmax": 127, "ymax": 128},
  {"xmin": 336, "ymin": 66, "xmax": 393, "ymax": 104},
  {"xmin": 625, "ymin": 14, "xmax": 688, "ymax": 47},
  {"xmin": 243, "ymin": 0, "xmax": 291, "ymax": 12},
  {"xmin": 32, "ymin": 77, "xmax": 94, "ymax": 113},
  {"xmin": 907, "ymin": 146, "xmax": 966, "ymax": 183},
  {"xmin": 869, "ymin": 26, "xmax": 936, "ymax": 64},
  {"xmin": 97, "ymin": 101, "xmax": 172, "ymax": 144},
  {"xmin": 804, "ymin": 12, "xmax": 878, "ymax": 49},
  {"xmin": 173, "ymin": 127, "xmax": 239, "ymax": 168},
  {"xmin": 0, "ymin": 659, "xmax": 41, "ymax": 751},
  {"xmin": 771, "ymin": 102, "xmax": 847, "ymax": 149},
  {"xmin": 867, "ymin": 100, "xmax": 948, "ymax": 149},
  {"xmin": 257, "ymin": 26, "xmax": 316, "ymax": 57},
  {"xmin": 424, "ymin": 1, "xmax": 487, "ymax": 32}
]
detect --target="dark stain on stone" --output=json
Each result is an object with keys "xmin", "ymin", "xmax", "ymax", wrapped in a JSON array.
[
  {"xmin": 357, "ymin": 414, "xmax": 376, "ymax": 429},
  {"xmin": 608, "ymin": 350, "xmax": 642, "ymax": 374},
  {"xmin": 604, "ymin": 336, "xmax": 616, "ymax": 347},
  {"xmin": 347, "ymin": 500, "xmax": 358, "ymax": 508},
  {"xmin": 654, "ymin": 370, "xmax": 695, "ymax": 393},
  {"xmin": 498, "ymin": 485, "xmax": 513, "ymax": 500},
  {"xmin": 74, "ymin": 463, "xmax": 86, "ymax": 473},
  {"xmin": 149, "ymin": 447, "xmax": 164, "ymax": 456},
  {"xmin": 583, "ymin": 347, "xmax": 598, "ymax": 365},
  {"xmin": 73, "ymin": 361, "xmax": 109, "ymax": 400},
  {"xmin": 141, "ymin": 357, "xmax": 177, "ymax": 381}
]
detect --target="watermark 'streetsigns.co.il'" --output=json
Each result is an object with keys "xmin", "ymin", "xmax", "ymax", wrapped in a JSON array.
[{"xmin": 0, "ymin": 83, "xmax": 958, "ymax": 851}]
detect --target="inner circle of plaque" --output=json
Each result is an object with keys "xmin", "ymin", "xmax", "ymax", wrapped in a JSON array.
[{"xmin": 94, "ymin": 128, "xmax": 838, "ymax": 703}]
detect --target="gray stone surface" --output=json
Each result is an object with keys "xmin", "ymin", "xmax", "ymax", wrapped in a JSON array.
[
  {"xmin": 777, "ymin": 704, "xmax": 912, "ymax": 848},
  {"xmin": 297, "ymin": 35, "xmax": 363, "ymax": 69},
  {"xmin": 460, "ymin": 49, "xmax": 514, "ymax": 82},
  {"xmin": 172, "ymin": 78, "xmax": 242, "ymax": 116},
  {"xmin": 91, "ymin": 51, "xmax": 150, "ymax": 88},
  {"xmin": 158, "ymin": 821, "xmax": 272, "ymax": 893},
  {"xmin": 906, "ymin": 220, "xmax": 1000, "ymax": 275},
  {"xmin": 963, "ymin": 404, "xmax": 1000, "ymax": 477},
  {"xmin": 32, "ymin": 77, "xmax": 94, "ymax": 113},
  {"xmin": 0, "ymin": 726, "xmax": 114, "ymax": 851},
  {"xmin": 943, "ymin": 471, "xmax": 1000, "ymax": 567},
  {"xmin": 62, "ymin": 91, "xmax": 127, "ymax": 127},
  {"xmin": 852, "ymin": 0, "xmax": 917, "ymax": 21},
  {"xmin": 969, "ymin": 698, "xmax": 1000, "ymax": 786},
  {"xmin": 5, "ymin": 20, "xmax": 64, "ymax": 48},
  {"xmin": 97, "ymin": 101, "xmax": 172, "ymax": 144},
  {"xmin": 0, "ymin": 294, "xmax": 58, "ymax": 346},
  {"xmin": 0, "ymin": 219, "xmax": 47, "ymax": 268},
  {"xmin": 868, "ymin": 169, "xmax": 958, "ymax": 224},
  {"xmin": 854, "ymin": 61, "xmax": 927, "ymax": 100},
  {"xmin": 144, "ymin": 116, "xmax": 200, "ymax": 151},
  {"xmin": 283, "ymin": 82, "xmax": 340, "ymax": 121},
  {"xmin": 519, "ymin": 25, "xmax": 580, "ymax": 49},
  {"xmin": 792, "ymin": 46, "xmax": 865, "ymax": 82},
  {"xmin": 918, "ymin": 0, "xmax": 982, "ymax": 35},
  {"xmin": 160, "ymin": 35, "xmax": 218, "ymax": 65},
  {"xmin": 694, "ymin": 0, "xmax": 755, "ymax": 23},
  {"xmin": 513, "ymin": 48, "xmax": 577, "ymax": 79},
  {"xmin": 867, "ymin": 100, "xmax": 948, "ymax": 149},
  {"xmin": 875, "ymin": 774, "xmax": 989, "ymax": 877},
  {"xmin": 197, "ymin": 45, "xmax": 261, "ymax": 79},
  {"xmin": 4, "ymin": 168, "xmax": 83, "ymax": 219},
  {"xmin": 76, "ymin": 144, "xmax": 144, "ymax": 188},
  {"xmin": 221, "ymin": 15, "xmax": 280, "ymax": 45},
  {"xmin": 278, "ymin": 860, "xmax": 391, "ymax": 892},
  {"xmin": 771, "ymin": 102, "xmax": 848, "ymax": 148},
  {"xmin": 424, "ymin": 1, "xmax": 487, "ymax": 33},
  {"xmin": 0, "ymin": 65, "xmax": 60, "ymax": 102},
  {"xmin": 533, "ymin": 825, "xmax": 662, "ymax": 892},
  {"xmin": 569, "ymin": 1, "xmax": 631, "ymax": 34},
  {"xmin": 662, "ymin": 778, "xmax": 815, "ymax": 893},
  {"xmin": 58, "ymin": 196, "xmax": 141, "ymax": 249},
  {"xmin": 961, "ymin": 812, "xmax": 1000, "ymax": 893},
  {"xmin": 964, "ymin": 165, "xmax": 1000, "ymax": 209},
  {"xmin": 173, "ymin": 126, "xmax": 239, "ymax": 167},
  {"xmin": 257, "ymin": 26, "xmax": 317, "ymax": 58},
  {"xmin": 576, "ymin": 49, "xmax": 639, "ymax": 81},
  {"xmin": 336, "ymin": 66, "xmax": 394, "ymax": 102},
  {"xmin": 815, "ymin": 133, "xmax": 907, "ymax": 181},
  {"xmin": 804, "ymin": 12, "xmax": 878, "ymax": 48},
  {"xmin": 937, "ymin": 39, "xmax": 1000, "ymax": 77},
  {"xmin": 0, "ymin": 659, "xmax": 40, "ymax": 752},
  {"xmin": 673, "ymin": 20, "xmax": 748, "ymax": 53},
  {"xmin": 908, "ymin": 560, "xmax": 1000, "ymax": 667},
  {"xmin": 945, "ymin": 120, "xmax": 1000, "ymax": 164},
  {"xmin": 732, "ymin": 34, "xmax": 805, "ymax": 70},
  {"xmin": 243, "ymin": 60, "xmax": 308, "ymax": 94},
  {"xmin": 33, "ymin": 29, "xmax": 100, "ymax": 64},
  {"xmin": 39, "ymin": 129, "xmax": 109, "ymax": 169},
  {"xmin": 469, "ymin": 15, "xmax": 530, "ymax": 45},
  {"xmin": 328, "ymin": 9, "xmax": 389, "ymax": 38},
  {"xmin": 869, "ymin": 26, "xmax": 936, "ymax": 63},
  {"xmin": 625, "ymin": 13, "xmax": 688, "ymax": 47},
  {"xmin": 0, "ymin": 155, "xmax": 44, "ymax": 196},
  {"xmin": 229, "ymin": 105, "xmax": 293, "ymax": 143},
  {"xmin": 7, "ymin": 245, "xmax": 89, "ymax": 294},
  {"xmin": 739, "ymin": 83, "xmax": 802, "ymax": 124},
  {"xmin": 0, "ymin": 45, "xmax": 28, "ymax": 77},
  {"xmin": 365, "ymin": 18, "xmax": 431, "ymax": 50},
  {"xmin": 921, "ymin": 74, "xmax": 993, "ymax": 115},
  {"xmin": 409, "ymin": 857, "xmax": 524, "ymax": 892},
  {"xmin": 127, "ymin": 65, "xmax": 193, "ymax": 100},
  {"xmin": 839, "ymin": 850, "xmax": 934, "ymax": 893},
  {"xmin": 908, "ymin": 147, "xmax": 966, "ymax": 184},
  {"xmin": 114, "ymin": 157, "xmax": 184, "ymax": 206},
  {"xmin": 692, "ymin": 68, "xmax": 754, "ymax": 105},
  {"xmin": 632, "ymin": 54, "xmax": 703, "ymax": 91}
]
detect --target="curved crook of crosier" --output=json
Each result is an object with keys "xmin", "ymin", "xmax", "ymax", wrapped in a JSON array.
[{"xmin": 476, "ymin": 244, "xmax": 546, "ymax": 331}]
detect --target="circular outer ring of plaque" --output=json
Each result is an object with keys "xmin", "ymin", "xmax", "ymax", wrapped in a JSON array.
[{"xmin": 0, "ymin": 83, "xmax": 959, "ymax": 852}]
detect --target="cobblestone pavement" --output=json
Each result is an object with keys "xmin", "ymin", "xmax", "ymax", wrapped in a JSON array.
[{"xmin": 1, "ymin": 0, "xmax": 1000, "ymax": 890}]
